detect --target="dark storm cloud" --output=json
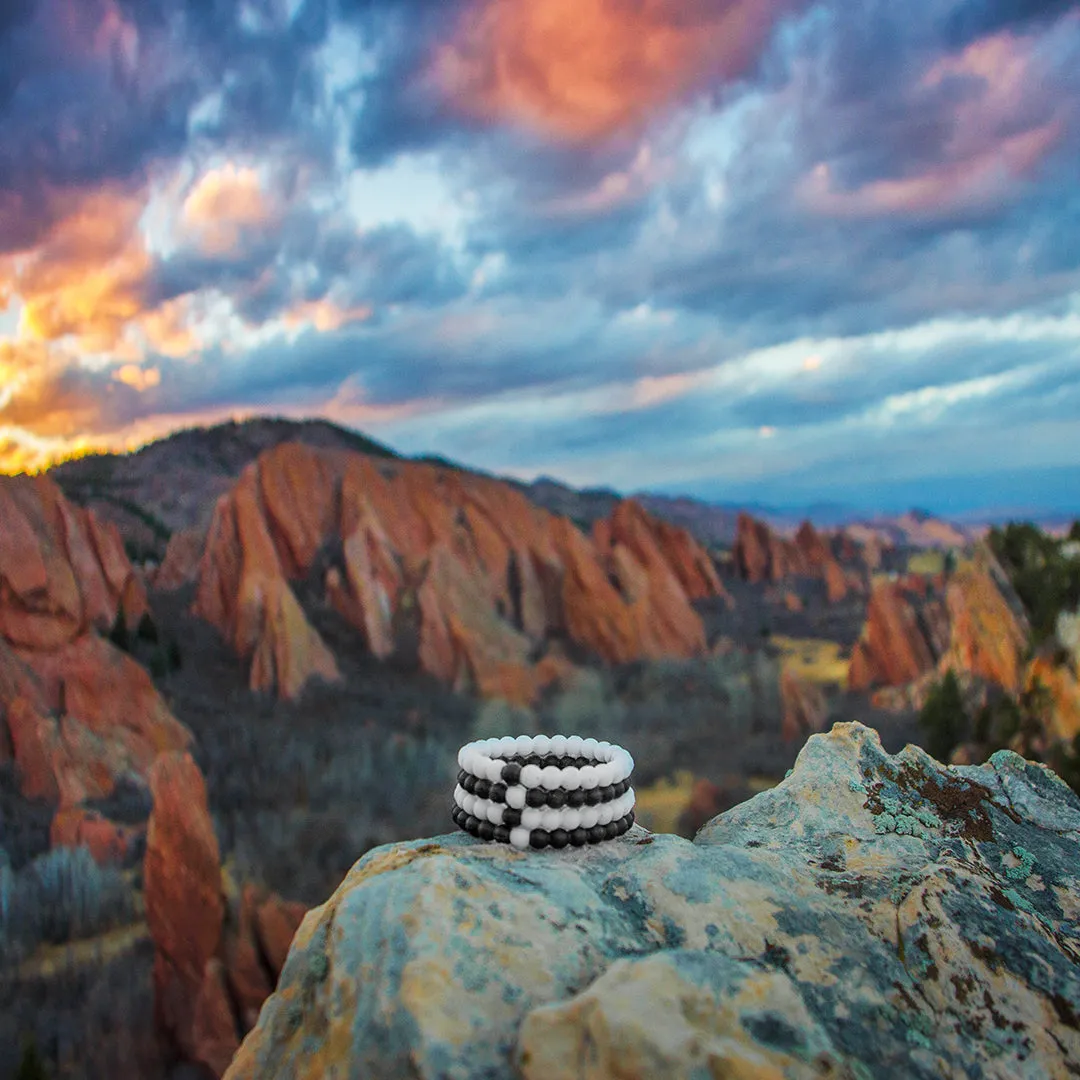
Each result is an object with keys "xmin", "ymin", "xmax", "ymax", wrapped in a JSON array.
[
  {"xmin": 0, "ymin": 0, "xmax": 335, "ymax": 253},
  {"xmin": 945, "ymin": 0, "xmax": 1080, "ymax": 44}
]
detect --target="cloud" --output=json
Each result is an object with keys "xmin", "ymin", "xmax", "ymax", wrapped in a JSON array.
[{"xmin": 429, "ymin": 0, "xmax": 803, "ymax": 143}]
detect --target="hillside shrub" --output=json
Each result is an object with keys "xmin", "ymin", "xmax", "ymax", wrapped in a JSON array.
[
  {"xmin": 0, "ymin": 848, "xmax": 138, "ymax": 966},
  {"xmin": 988, "ymin": 522, "xmax": 1080, "ymax": 644},
  {"xmin": 918, "ymin": 669, "xmax": 966, "ymax": 763}
]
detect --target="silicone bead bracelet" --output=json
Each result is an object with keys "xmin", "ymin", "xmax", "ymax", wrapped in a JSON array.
[{"xmin": 453, "ymin": 735, "xmax": 636, "ymax": 849}]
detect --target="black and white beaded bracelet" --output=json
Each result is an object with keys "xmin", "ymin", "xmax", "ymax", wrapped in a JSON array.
[{"xmin": 453, "ymin": 735, "xmax": 636, "ymax": 850}]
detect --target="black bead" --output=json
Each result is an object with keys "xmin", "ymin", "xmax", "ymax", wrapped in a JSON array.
[
  {"xmin": 549, "ymin": 828, "xmax": 569, "ymax": 849},
  {"xmin": 570, "ymin": 827, "xmax": 588, "ymax": 847},
  {"xmin": 503, "ymin": 808, "xmax": 522, "ymax": 828},
  {"xmin": 547, "ymin": 790, "xmax": 566, "ymax": 809},
  {"xmin": 478, "ymin": 821, "xmax": 496, "ymax": 841},
  {"xmin": 463, "ymin": 773, "xmax": 476, "ymax": 793},
  {"xmin": 585, "ymin": 788, "xmax": 602, "ymax": 806},
  {"xmin": 616, "ymin": 815, "xmax": 629, "ymax": 835},
  {"xmin": 457, "ymin": 769, "xmax": 467, "ymax": 786},
  {"xmin": 603, "ymin": 822, "xmax": 619, "ymax": 840},
  {"xmin": 489, "ymin": 782, "xmax": 507, "ymax": 804},
  {"xmin": 452, "ymin": 807, "xmax": 463, "ymax": 826},
  {"xmin": 599, "ymin": 786, "xmax": 612, "ymax": 803},
  {"xmin": 526, "ymin": 788, "xmax": 547, "ymax": 808},
  {"xmin": 587, "ymin": 825, "xmax": 606, "ymax": 844},
  {"xmin": 530, "ymin": 830, "xmax": 550, "ymax": 849},
  {"xmin": 494, "ymin": 825, "xmax": 511, "ymax": 844},
  {"xmin": 465, "ymin": 815, "xmax": 481, "ymax": 834},
  {"xmin": 543, "ymin": 754, "xmax": 560, "ymax": 768},
  {"xmin": 568, "ymin": 789, "xmax": 586, "ymax": 807},
  {"xmin": 501, "ymin": 762, "xmax": 522, "ymax": 785},
  {"xmin": 474, "ymin": 778, "xmax": 491, "ymax": 800},
  {"xmin": 525, "ymin": 754, "xmax": 542, "ymax": 767}
]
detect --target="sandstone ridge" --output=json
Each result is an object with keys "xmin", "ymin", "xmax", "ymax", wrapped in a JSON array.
[
  {"xmin": 191, "ymin": 442, "xmax": 730, "ymax": 702},
  {"xmin": 0, "ymin": 474, "xmax": 190, "ymax": 807},
  {"xmin": 226, "ymin": 722, "xmax": 1080, "ymax": 1080}
]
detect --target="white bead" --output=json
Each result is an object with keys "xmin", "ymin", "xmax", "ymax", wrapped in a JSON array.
[
  {"xmin": 520, "ymin": 764, "xmax": 542, "ymax": 789},
  {"xmin": 498, "ymin": 735, "xmax": 517, "ymax": 757},
  {"xmin": 510, "ymin": 827, "xmax": 530, "ymax": 850},
  {"xmin": 522, "ymin": 807, "xmax": 541, "ymax": 829},
  {"xmin": 565, "ymin": 735, "xmax": 584, "ymax": 756},
  {"xmin": 579, "ymin": 765, "xmax": 598, "ymax": 789},
  {"xmin": 506, "ymin": 785, "xmax": 526, "ymax": 810},
  {"xmin": 597, "ymin": 741, "xmax": 611, "ymax": 759},
  {"xmin": 488, "ymin": 758, "xmax": 504, "ymax": 783},
  {"xmin": 463, "ymin": 793, "xmax": 475, "ymax": 817},
  {"xmin": 487, "ymin": 802, "xmax": 502, "ymax": 824},
  {"xmin": 598, "ymin": 804, "xmax": 613, "ymax": 826},
  {"xmin": 541, "ymin": 808, "xmax": 562, "ymax": 832},
  {"xmin": 541, "ymin": 765, "xmax": 561, "ymax": 790},
  {"xmin": 532, "ymin": 734, "xmax": 552, "ymax": 756},
  {"xmin": 560, "ymin": 766, "xmax": 581, "ymax": 790},
  {"xmin": 581, "ymin": 737, "xmax": 599, "ymax": 758},
  {"xmin": 580, "ymin": 806, "xmax": 599, "ymax": 829},
  {"xmin": 563, "ymin": 808, "xmax": 581, "ymax": 831},
  {"xmin": 551, "ymin": 735, "xmax": 568, "ymax": 757},
  {"xmin": 458, "ymin": 747, "xmax": 467, "ymax": 768},
  {"xmin": 514, "ymin": 734, "xmax": 534, "ymax": 756}
]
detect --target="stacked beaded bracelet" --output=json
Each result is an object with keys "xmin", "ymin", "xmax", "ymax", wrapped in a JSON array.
[{"xmin": 452, "ymin": 734, "xmax": 636, "ymax": 850}]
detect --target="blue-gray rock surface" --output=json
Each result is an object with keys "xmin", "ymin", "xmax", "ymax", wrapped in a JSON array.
[{"xmin": 224, "ymin": 722, "xmax": 1080, "ymax": 1079}]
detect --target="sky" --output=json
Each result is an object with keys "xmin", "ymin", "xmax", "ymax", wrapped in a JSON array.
[{"xmin": 1, "ymin": 0, "xmax": 1079, "ymax": 516}]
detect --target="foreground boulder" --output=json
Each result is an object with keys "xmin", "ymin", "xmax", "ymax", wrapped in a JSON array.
[{"xmin": 225, "ymin": 722, "xmax": 1080, "ymax": 1079}]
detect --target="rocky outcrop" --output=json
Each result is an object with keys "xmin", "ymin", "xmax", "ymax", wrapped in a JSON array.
[
  {"xmin": 0, "ymin": 476, "xmax": 191, "ymax": 807},
  {"xmin": 0, "ymin": 474, "xmax": 149, "ymax": 647},
  {"xmin": 145, "ymin": 752, "xmax": 226, "ymax": 1071},
  {"xmin": 779, "ymin": 668, "xmax": 828, "ymax": 742},
  {"xmin": 143, "ymin": 750, "xmax": 310, "ymax": 1077},
  {"xmin": 849, "ymin": 551, "xmax": 1029, "ymax": 695},
  {"xmin": 734, "ymin": 513, "xmax": 860, "ymax": 602},
  {"xmin": 49, "ymin": 806, "xmax": 143, "ymax": 866},
  {"xmin": 192, "ymin": 444, "xmax": 727, "ymax": 702},
  {"xmin": 225, "ymin": 722, "xmax": 1080, "ymax": 1080}
]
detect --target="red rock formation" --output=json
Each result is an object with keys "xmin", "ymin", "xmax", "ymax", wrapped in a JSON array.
[
  {"xmin": 254, "ymin": 894, "xmax": 307, "ymax": 976},
  {"xmin": 940, "ymin": 553, "xmax": 1028, "ymax": 695},
  {"xmin": 0, "ymin": 477, "xmax": 191, "ymax": 806},
  {"xmin": 193, "ymin": 444, "xmax": 727, "ymax": 701},
  {"xmin": 153, "ymin": 527, "xmax": 207, "ymax": 591},
  {"xmin": 191, "ymin": 959, "xmax": 241, "ymax": 1078},
  {"xmin": 848, "ymin": 581, "xmax": 941, "ymax": 690},
  {"xmin": 780, "ymin": 669, "xmax": 828, "ymax": 742},
  {"xmin": 735, "ymin": 513, "xmax": 857, "ymax": 603},
  {"xmin": 145, "ymin": 752, "xmax": 225, "ymax": 1065},
  {"xmin": 50, "ymin": 807, "xmax": 143, "ymax": 866},
  {"xmin": 848, "ymin": 554, "xmax": 1026, "ymax": 694}
]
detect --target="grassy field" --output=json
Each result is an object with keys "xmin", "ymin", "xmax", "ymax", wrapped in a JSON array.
[
  {"xmin": 908, "ymin": 550, "xmax": 946, "ymax": 575},
  {"xmin": 770, "ymin": 635, "xmax": 850, "ymax": 686}
]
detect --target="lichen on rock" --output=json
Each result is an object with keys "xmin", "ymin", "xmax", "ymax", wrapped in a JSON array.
[{"xmin": 224, "ymin": 722, "xmax": 1080, "ymax": 1080}]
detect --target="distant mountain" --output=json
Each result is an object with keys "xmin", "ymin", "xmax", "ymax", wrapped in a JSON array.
[
  {"xmin": 47, "ymin": 417, "xmax": 399, "ymax": 549},
  {"xmin": 42, "ymin": 415, "xmax": 1069, "ymax": 556}
]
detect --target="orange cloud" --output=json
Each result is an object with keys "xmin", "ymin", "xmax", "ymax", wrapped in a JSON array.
[
  {"xmin": 12, "ymin": 187, "xmax": 153, "ymax": 353},
  {"xmin": 181, "ymin": 164, "xmax": 278, "ymax": 255},
  {"xmin": 430, "ymin": 0, "xmax": 787, "ymax": 141},
  {"xmin": 112, "ymin": 364, "xmax": 162, "ymax": 391}
]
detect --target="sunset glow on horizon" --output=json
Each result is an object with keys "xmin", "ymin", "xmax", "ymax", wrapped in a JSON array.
[{"xmin": 1, "ymin": 0, "xmax": 1078, "ymax": 514}]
